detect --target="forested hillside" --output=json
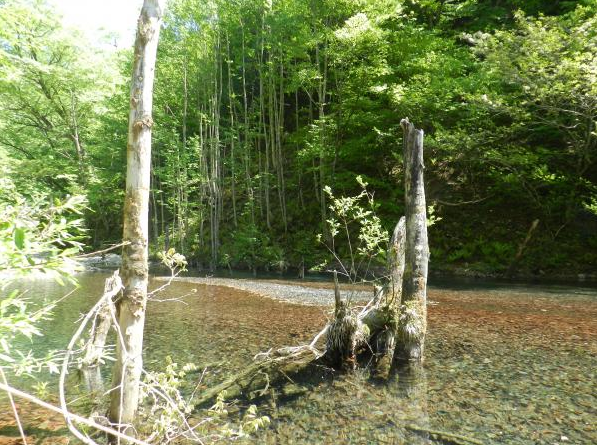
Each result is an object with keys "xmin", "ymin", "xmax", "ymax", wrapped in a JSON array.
[{"xmin": 1, "ymin": 0, "xmax": 596, "ymax": 277}]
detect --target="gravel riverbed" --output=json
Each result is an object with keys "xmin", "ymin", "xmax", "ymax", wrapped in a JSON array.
[{"xmin": 154, "ymin": 276, "xmax": 373, "ymax": 306}]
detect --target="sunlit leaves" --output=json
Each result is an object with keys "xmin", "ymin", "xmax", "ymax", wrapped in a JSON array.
[
  {"xmin": 319, "ymin": 176, "xmax": 388, "ymax": 281},
  {"xmin": 0, "ymin": 193, "xmax": 85, "ymax": 373},
  {"xmin": 0, "ymin": 194, "xmax": 86, "ymax": 283}
]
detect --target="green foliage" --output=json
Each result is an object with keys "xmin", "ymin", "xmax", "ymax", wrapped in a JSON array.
[
  {"xmin": 138, "ymin": 357, "xmax": 198, "ymax": 441},
  {"xmin": 0, "ymin": 0, "xmax": 121, "ymax": 195},
  {"xmin": 220, "ymin": 212, "xmax": 283, "ymax": 274},
  {"xmin": 1, "ymin": 0, "xmax": 596, "ymax": 276},
  {"xmin": 318, "ymin": 176, "xmax": 388, "ymax": 281},
  {"xmin": 158, "ymin": 248, "xmax": 188, "ymax": 272},
  {"xmin": 0, "ymin": 194, "xmax": 86, "ymax": 282},
  {"xmin": 0, "ymin": 193, "xmax": 85, "ymax": 374},
  {"xmin": 208, "ymin": 390, "xmax": 271, "ymax": 438},
  {"xmin": 138, "ymin": 363, "xmax": 271, "ymax": 442}
]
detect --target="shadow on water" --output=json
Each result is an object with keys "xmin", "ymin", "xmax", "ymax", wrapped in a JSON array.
[{"xmin": 2, "ymin": 272, "xmax": 596, "ymax": 444}]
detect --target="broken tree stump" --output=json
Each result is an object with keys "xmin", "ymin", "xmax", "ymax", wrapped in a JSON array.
[
  {"xmin": 394, "ymin": 118, "xmax": 429, "ymax": 363},
  {"xmin": 80, "ymin": 271, "xmax": 121, "ymax": 393}
]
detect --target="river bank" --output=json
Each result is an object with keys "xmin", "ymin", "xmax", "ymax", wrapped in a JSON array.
[{"xmin": 153, "ymin": 275, "xmax": 373, "ymax": 306}]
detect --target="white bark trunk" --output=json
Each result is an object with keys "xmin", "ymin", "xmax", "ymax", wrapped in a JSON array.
[{"xmin": 109, "ymin": 0, "xmax": 166, "ymax": 434}]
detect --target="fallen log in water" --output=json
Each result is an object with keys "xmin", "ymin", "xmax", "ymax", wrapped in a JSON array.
[
  {"xmin": 193, "ymin": 343, "xmax": 323, "ymax": 407},
  {"xmin": 405, "ymin": 425, "xmax": 485, "ymax": 445}
]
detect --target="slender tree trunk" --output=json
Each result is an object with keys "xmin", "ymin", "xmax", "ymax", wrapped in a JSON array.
[
  {"xmin": 69, "ymin": 91, "xmax": 87, "ymax": 185},
  {"xmin": 295, "ymin": 86, "xmax": 305, "ymax": 210},
  {"xmin": 259, "ymin": 14, "xmax": 271, "ymax": 229},
  {"xmin": 316, "ymin": 44, "xmax": 328, "ymax": 232},
  {"xmin": 109, "ymin": 0, "xmax": 165, "ymax": 434},
  {"xmin": 207, "ymin": 33, "xmax": 222, "ymax": 269},
  {"xmin": 507, "ymin": 219, "xmax": 540, "ymax": 277},
  {"xmin": 180, "ymin": 56, "xmax": 189, "ymax": 254},
  {"xmin": 226, "ymin": 34, "xmax": 238, "ymax": 227},
  {"xmin": 277, "ymin": 59, "xmax": 287, "ymax": 232},
  {"xmin": 198, "ymin": 105, "xmax": 207, "ymax": 255},
  {"xmin": 240, "ymin": 19, "xmax": 255, "ymax": 224},
  {"xmin": 395, "ymin": 118, "xmax": 429, "ymax": 363}
]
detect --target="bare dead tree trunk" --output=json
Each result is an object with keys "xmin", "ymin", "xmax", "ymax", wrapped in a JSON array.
[
  {"xmin": 82, "ymin": 284, "xmax": 115, "ymax": 367},
  {"xmin": 372, "ymin": 217, "xmax": 405, "ymax": 378},
  {"xmin": 109, "ymin": 0, "xmax": 166, "ymax": 434},
  {"xmin": 395, "ymin": 118, "xmax": 429, "ymax": 363},
  {"xmin": 80, "ymin": 271, "xmax": 122, "ymax": 395}
]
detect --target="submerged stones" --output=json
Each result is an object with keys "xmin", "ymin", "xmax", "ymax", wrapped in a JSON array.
[{"xmin": 78, "ymin": 253, "xmax": 122, "ymax": 270}]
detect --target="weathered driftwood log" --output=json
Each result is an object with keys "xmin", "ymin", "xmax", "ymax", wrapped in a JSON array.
[
  {"xmin": 194, "ymin": 344, "xmax": 323, "ymax": 407},
  {"xmin": 404, "ymin": 425, "xmax": 485, "ymax": 445},
  {"xmin": 395, "ymin": 118, "xmax": 429, "ymax": 363}
]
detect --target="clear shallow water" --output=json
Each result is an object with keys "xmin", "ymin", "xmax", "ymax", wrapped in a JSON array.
[{"xmin": 1, "ymin": 272, "xmax": 596, "ymax": 444}]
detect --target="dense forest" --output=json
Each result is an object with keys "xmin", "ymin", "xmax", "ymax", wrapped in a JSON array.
[{"xmin": 1, "ymin": 0, "xmax": 596, "ymax": 277}]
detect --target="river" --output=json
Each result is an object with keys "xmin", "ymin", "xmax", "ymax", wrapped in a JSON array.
[{"xmin": 1, "ymin": 272, "xmax": 595, "ymax": 444}]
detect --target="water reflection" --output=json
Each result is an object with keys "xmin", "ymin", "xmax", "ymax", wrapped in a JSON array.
[{"xmin": 392, "ymin": 363, "xmax": 429, "ymax": 444}]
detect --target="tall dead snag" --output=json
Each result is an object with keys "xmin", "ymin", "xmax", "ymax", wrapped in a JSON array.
[
  {"xmin": 395, "ymin": 118, "xmax": 429, "ymax": 363},
  {"xmin": 109, "ymin": 0, "xmax": 166, "ymax": 433}
]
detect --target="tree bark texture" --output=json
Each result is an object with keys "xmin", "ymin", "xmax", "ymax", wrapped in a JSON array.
[
  {"xmin": 109, "ymin": 0, "xmax": 166, "ymax": 433},
  {"xmin": 83, "ymin": 272, "xmax": 120, "ymax": 368},
  {"xmin": 371, "ymin": 216, "xmax": 405, "ymax": 377},
  {"xmin": 395, "ymin": 118, "xmax": 429, "ymax": 363}
]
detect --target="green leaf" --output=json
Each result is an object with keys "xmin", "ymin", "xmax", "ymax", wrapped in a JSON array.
[
  {"xmin": 14, "ymin": 228, "xmax": 25, "ymax": 250},
  {"xmin": 0, "ymin": 353, "xmax": 15, "ymax": 363},
  {"xmin": 0, "ymin": 338, "xmax": 10, "ymax": 354}
]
